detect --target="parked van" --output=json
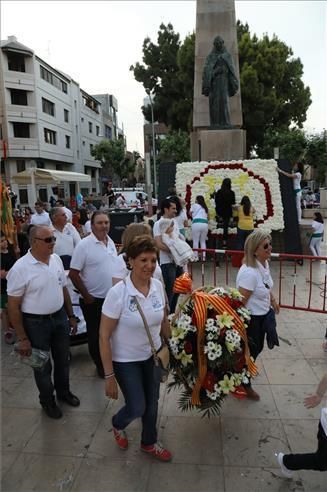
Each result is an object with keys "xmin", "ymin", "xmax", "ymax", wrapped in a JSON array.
[{"xmin": 112, "ymin": 188, "xmax": 147, "ymax": 206}]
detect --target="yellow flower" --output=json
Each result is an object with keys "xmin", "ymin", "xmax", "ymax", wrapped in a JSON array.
[
  {"xmin": 219, "ymin": 375, "xmax": 235, "ymax": 394},
  {"xmin": 175, "ymin": 350, "xmax": 193, "ymax": 366},
  {"xmin": 225, "ymin": 341, "xmax": 236, "ymax": 353},
  {"xmin": 216, "ymin": 312, "xmax": 234, "ymax": 329},
  {"xmin": 171, "ymin": 326, "xmax": 186, "ymax": 340}
]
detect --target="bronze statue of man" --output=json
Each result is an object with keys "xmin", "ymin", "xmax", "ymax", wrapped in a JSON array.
[{"xmin": 202, "ymin": 35, "xmax": 239, "ymax": 127}]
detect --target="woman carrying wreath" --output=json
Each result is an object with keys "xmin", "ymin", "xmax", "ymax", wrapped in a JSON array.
[
  {"xmin": 236, "ymin": 230, "xmax": 280, "ymax": 401},
  {"xmin": 99, "ymin": 235, "xmax": 172, "ymax": 461}
]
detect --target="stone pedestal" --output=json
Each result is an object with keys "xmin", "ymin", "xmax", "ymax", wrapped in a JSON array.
[{"xmin": 191, "ymin": 128, "xmax": 246, "ymax": 161}]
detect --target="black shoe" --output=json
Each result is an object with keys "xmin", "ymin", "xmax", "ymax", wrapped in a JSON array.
[
  {"xmin": 57, "ymin": 391, "xmax": 80, "ymax": 407},
  {"xmin": 42, "ymin": 400, "xmax": 63, "ymax": 419}
]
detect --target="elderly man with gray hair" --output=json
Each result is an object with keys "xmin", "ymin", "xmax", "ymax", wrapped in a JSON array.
[
  {"xmin": 50, "ymin": 207, "xmax": 81, "ymax": 270},
  {"xmin": 7, "ymin": 225, "xmax": 80, "ymax": 419}
]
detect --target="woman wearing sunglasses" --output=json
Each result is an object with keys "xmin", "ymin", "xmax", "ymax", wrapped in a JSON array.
[{"xmin": 236, "ymin": 230, "xmax": 280, "ymax": 400}]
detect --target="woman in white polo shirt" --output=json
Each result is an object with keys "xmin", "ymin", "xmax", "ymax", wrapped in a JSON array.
[
  {"xmin": 99, "ymin": 236, "xmax": 172, "ymax": 462},
  {"xmin": 190, "ymin": 195, "xmax": 209, "ymax": 261},
  {"xmin": 277, "ymin": 162, "xmax": 304, "ymax": 223},
  {"xmin": 236, "ymin": 230, "xmax": 280, "ymax": 401}
]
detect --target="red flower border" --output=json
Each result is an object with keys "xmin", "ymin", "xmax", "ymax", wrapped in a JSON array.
[{"xmin": 185, "ymin": 162, "xmax": 274, "ymax": 231}]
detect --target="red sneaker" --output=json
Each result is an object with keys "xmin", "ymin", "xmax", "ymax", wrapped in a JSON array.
[
  {"xmin": 141, "ymin": 442, "xmax": 172, "ymax": 462},
  {"xmin": 113, "ymin": 427, "xmax": 128, "ymax": 450}
]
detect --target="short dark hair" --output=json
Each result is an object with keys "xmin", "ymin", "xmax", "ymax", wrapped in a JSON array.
[
  {"xmin": 90, "ymin": 210, "xmax": 110, "ymax": 225},
  {"xmin": 159, "ymin": 198, "xmax": 176, "ymax": 216},
  {"xmin": 56, "ymin": 199, "xmax": 65, "ymax": 206},
  {"xmin": 125, "ymin": 235, "xmax": 157, "ymax": 260},
  {"xmin": 35, "ymin": 201, "xmax": 43, "ymax": 207}
]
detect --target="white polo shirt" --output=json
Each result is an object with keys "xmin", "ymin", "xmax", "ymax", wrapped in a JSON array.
[
  {"xmin": 70, "ymin": 233, "xmax": 117, "ymax": 298},
  {"xmin": 7, "ymin": 251, "xmax": 67, "ymax": 314},
  {"xmin": 153, "ymin": 217, "xmax": 180, "ymax": 265},
  {"xmin": 102, "ymin": 274, "xmax": 165, "ymax": 362},
  {"xmin": 112, "ymin": 253, "xmax": 163, "ymax": 282},
  {"xmin": 30, "ymin": 211, "xmax": 51, "ymax": 226},
  {"xmin": 52, "ymin": 223, "xmax": 81, "ymax": 257},
  {"xmin": 236, "ymin": 260, "xmax": 273, "ymax": 315}
]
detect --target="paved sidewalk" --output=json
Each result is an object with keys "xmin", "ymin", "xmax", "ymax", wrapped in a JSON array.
[{"xmin": 1, "ymin": 265, "xmax": 327, "ymax": 491}]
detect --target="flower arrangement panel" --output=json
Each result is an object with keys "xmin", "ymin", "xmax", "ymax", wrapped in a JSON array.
[
  {"xmin": 175, "ymin": 160, "xmax": 284, "ymax": 235},
  {"xmin": 168, "ymin": 286, "xmax": 257, "ymax": 418}
]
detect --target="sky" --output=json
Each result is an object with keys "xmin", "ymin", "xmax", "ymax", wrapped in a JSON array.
[{"xmin": 1, "ymin": 0, "xmax": 326, "ymax": 155}]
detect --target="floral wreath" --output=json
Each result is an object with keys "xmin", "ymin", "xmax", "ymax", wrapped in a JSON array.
[{"xmin": 168, "ymin": 286, "xmax": 257, "ymax": 417}]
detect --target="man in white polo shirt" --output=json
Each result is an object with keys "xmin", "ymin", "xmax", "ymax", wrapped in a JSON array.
[
  {"xmin": 30, "ymin": 201, "xmax": 51, "ymax": 226},
  {"xmin": 69, "ymin": 211, "xmax": 118, "ymax": 378},
  {"xmin": 7, "ymin": 225, "xmax": 80, "ymax": 420},
  {"xmin": 153, "ymin": 198, "xmax": 183, "ymax": 313},
  {"xmin": 55, "ymin": 199, "xmax": 73, "ymax": 223},
  {"xmin": 50, "ymin": 207, "xmax": 81, "ymax": 269}
]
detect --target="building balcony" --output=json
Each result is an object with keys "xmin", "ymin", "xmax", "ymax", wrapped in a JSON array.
[
  {"xmin": 4, "ymin": 71, "xmax": 35, "ymax": 90},
  {"xmin": 6, "ymin": 105, "xmax": 37, "ymax": 122},
  {"xmin": 6, "ymin": 137, "xmax": 39, "ymax": 158}
]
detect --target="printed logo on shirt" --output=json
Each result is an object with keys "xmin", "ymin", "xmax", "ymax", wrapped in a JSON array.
[
  {"xmin": 151, "ymin": 294, "xmax": 163, "ymax": 312},
  {"xmin": 128, "ymin": 297, "xmax": 138, "ymax": 312}
]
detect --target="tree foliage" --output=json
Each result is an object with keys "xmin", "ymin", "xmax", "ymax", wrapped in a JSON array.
[
  {"xmin": 91, "ymin": 139, "xmax": 134, "ymax": 180},
  {"xmin": 258, "ymin": 127, "xmax": 307, "ymax": 165},
  {"xmin": 304, "ymin": 132, "xmax": 327, "ymax": 185},
  {"xmin": 158, "ymin": 131, "xmax": 191, "ymax": 163},
  {"xmin": 131, "ymin": 22, "xmax": 312, "ymax": 156},
  {"xmin": 130, "ymin": 23, "xmax": 194, "ymax": 131}
]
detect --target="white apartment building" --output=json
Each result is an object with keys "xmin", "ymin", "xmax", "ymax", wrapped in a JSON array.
[{"xmin": 0, "ymin": 36, "xmax": 122, "ymax": 206}]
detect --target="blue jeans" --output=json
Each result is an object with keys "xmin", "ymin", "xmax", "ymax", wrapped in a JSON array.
[
  {"xmin": 112, "ymin": 357, "xmax": 160, "ymax": 446},
  {"xmin": 236, "ymin": 228, "xmax": 253, "ymax": 250},
  {"xmin": 161, "ymin": 263, "xmax": 183, "ymax": 313},
  {"xmin": 22, "ymin": 308, "xmax": 71, "ymax": 405}
]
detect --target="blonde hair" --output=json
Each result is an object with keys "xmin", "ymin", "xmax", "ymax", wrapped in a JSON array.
[
  {"xmin": 120, "ymin": 223, "xmax": 152, "ymax": 253},
  {"xmin": 243, "ymin": 229, "xmax": 272, "ymax": 267}
]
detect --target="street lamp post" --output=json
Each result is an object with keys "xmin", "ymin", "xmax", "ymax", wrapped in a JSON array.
[{"xmin": 146, "ymin": 90, "xmax": 157, "ymax": 199}]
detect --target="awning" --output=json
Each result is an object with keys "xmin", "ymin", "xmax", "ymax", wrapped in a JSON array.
[{"xmin": 11, "ymin": 168, "xmax": 91, "ymax": 185}]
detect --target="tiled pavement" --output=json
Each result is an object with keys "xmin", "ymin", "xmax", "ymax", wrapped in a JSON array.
[{"xmin": 1, "ymin": 257, "xmax": 327, "ymax": 491}]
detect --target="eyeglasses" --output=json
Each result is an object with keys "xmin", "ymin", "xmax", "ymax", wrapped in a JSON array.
[
  {"xmin": 35, "ymin": 236, "xmax": 56, "ymax": 243},
  {"xmin": 263, "ymin": 242, "xmax": 272, "ymax": 250}
]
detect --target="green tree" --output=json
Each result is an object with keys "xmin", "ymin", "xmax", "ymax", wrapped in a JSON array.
[
  {"xmin": 130, "ymin": 23, "xmax": 194, "ymax": 131},
  {"xmin": 305, "ymin": 132, "xmax": 327, "ymax": 185},
  {"xmin": 158, "ymin": 130, "xmax": 191, "ymax": 163},
  {"xmin": 237, "ymin": 21, "xmax": 312, "ymax": 154},
  {"xmin": 258, "ymin": 127, "xmax": 307, "ymax": 165},
  {"xmin": 91, "ymin": 139, "xmax": 133, "ymax": 180}
]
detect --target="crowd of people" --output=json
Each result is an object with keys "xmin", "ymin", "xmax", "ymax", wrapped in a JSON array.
[{"xmin": 1, "ymin": 187, "xmax": 326, "ymax": 470}]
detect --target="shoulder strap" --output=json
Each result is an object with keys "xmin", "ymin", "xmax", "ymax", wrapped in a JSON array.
[{"xmin": 133, "ymin": 295, "xmax": 159, "ymax": 366}]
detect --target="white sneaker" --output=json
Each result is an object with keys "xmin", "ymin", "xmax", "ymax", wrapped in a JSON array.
[{"xmin": 276, "ymin": 452, "xmax": 293, "ymax": 478}]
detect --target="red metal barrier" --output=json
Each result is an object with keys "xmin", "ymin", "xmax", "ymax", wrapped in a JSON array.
[{"xmin": 189, "ymin": 248, "xmax": 327, "ymax": 314}]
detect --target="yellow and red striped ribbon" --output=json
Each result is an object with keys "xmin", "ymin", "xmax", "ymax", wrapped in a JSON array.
[{"xmin": 191, "ymin": 291, "xmax": 257, "ymax": 406}]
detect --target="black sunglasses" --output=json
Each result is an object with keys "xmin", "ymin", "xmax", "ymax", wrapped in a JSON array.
[
  {"xmin": 35, "ymin": 236, "xmax": 56, "ymax": 243},
  {"xmin": 263, "ymin": 242, "xmax": 272, "ymax": 250}
]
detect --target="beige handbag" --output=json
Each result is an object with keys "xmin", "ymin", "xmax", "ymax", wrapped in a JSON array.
[{"xmin": 133, "ymin": 296, "xmax": 170, "ymax": 383}]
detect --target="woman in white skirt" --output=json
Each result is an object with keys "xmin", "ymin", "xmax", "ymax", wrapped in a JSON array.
[{"xmin": 190, "ymin": 195, "xmax": 209, "ymax": 261}]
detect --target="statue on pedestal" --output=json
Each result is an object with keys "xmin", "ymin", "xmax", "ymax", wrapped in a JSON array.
[{"xmin": 202, "ymin": 35, "xmax": 239, "ymax": 127}]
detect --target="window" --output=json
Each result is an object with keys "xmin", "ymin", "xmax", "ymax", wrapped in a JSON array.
[
  {"xmin": 88, "ymin": 122, "xmax": 93, "ymax": 133},
  {"xmin": 96, "ymin": 125, "xmax": 100, "ymax": 136},
  {"xmin": 42, "ymin": 98, "xmax": 55, "ymax": 116},
  {"xmin": 36, "ymin": 161, "xmax": 45, "ymax": 168},
  {"xmin": 82, "ymin": 141, "xmax": 85, "ymax": 146},
  {"xmin": 19, "ymin": 189, "xmax": 28, "ymax": 204},
  {"xmin": 64, "ymin": 109, "xmax": 69, "ymax": 123},
  {"xmin": 56, "ymin": 164, "xmax": 63, "ymax": 170},
  {"xmin": 13, "ymin": 122, "xmax": 30, "ymax": 138},
  {"xmin": 90, "ymin": 144, "xmax": 94, "ymax": 154},
  {"xmin": 105, "ymin": 125, "xmax": 112, "ymax": 139},
  {"xmin": 91, "ymin": 169, "xmax": 96, "ymax": 178},
  {"xmin": 10, "ymin": 89, "xmax": 28, "ymax": 105},
  {"xmin": 16, "ymin": 160, "xmax": 26, "ymax": 172},
  {"xmin": 39, "ymin": 188, "xmax": 48, "ymax": 202},
  {"xmin": 65, "ymin": 135, "xmax": 70, "ymax": 148},
  {"xmin": 82, "ymin": 94, "xmax": 99, "ymax": 113},
  {"xmin": 44, "ymin": 128, "xmax": 56, "ymax": 145},
  {"xmin": 8, "ymin": 53, "xmax": 25, "ymax": 72},
  {"xmin": 81, "ymin": 117, "xmax": 84, "ymax": 122},
  {"xmin": 40, "ymin": 66, "xmax": 68, "ymax": 94}
]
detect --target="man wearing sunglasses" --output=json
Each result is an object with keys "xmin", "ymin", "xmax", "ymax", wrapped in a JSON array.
[{"xmin": 7, "ymin": 225, "xmax": 80, "ymax": 419}]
